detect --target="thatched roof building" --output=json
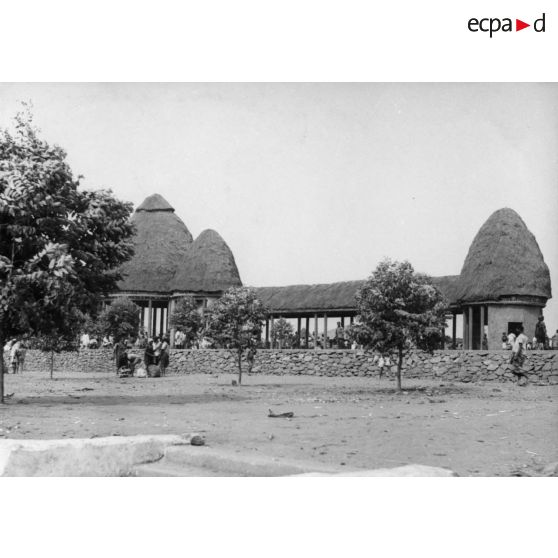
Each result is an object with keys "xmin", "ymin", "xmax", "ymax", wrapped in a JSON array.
[
  {"xmin": 118, "ymin": 194, "xmax": 193, "ymax": 293},
  {"xmin": 172, "ymin": 229, "xmax": 242, "ymax": 293},
  {"xmin": 113, "ymin": 197, "xmax": 550, "ymax": 351},
  {"xmin": 454, "ymin": 208, "xmax": 551, "ymax": 303}
]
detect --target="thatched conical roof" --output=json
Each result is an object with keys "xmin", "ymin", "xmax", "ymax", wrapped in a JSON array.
[
  {"xmin": 118, "ymin": 194, "xmax": 193, "ymax": 293},
  {"xmin": 172, "ymin": 229, "xmax": 242, "ymax": 293},
  {"xmin": 455, "ymin": 208, "xmax": 551, "ymax": 303}
]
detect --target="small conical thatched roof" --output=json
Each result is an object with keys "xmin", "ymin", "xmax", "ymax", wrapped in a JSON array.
[
  {"xmin": 171, "ymin": 229, "xmax": 242, "ymax": 293},
  {"xmin": 455, "ymin": 208, "xmax": 551, "ymax": 303},
  {"xmin": 136, "ymin": 193, "xmax": 175, "ymax": 212},
  {"xmin": 118, "ymin": 194, "xmax": 193, "ymax": 292}
]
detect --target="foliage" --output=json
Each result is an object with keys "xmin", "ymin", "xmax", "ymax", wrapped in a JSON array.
[
  {"xmin": 355, "ymin": 258, "xmax": 447, "ymax": 390},
  {"xmin": 169, "ymin": 296, "xmax": 203, "ymax": 348},
  {"xmin": 271, "ymin": 317, "xmax": 294, "ymax": 348},
  {"xmin": 205, "ymin": 287, "xmax": 268, "ymax": 384},
  {"xmin": 98, "ymin": 298, "xmax": 140, "ymax": 342},
  {"xmin": 0, "ymin": 107, "xmax": 135, "ymax": 399}
]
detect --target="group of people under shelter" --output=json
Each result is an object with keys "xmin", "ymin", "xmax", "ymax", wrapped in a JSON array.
[{"xmin": 111, "ymin": 333, "xmax": 170, "ymax": 377}]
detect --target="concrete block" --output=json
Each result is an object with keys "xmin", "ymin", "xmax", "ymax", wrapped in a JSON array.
[{"xmin": 0, "ymin": 434, "xmax": 192, "ymax": 477}]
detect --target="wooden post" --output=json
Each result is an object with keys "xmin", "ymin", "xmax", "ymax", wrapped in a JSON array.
[
  {"xmin": 341, "ymin": 316, "xmax": 345, "ymax": 328},
  {"xmin": 350, "ymin": 316, "xmax": 354, "ymax": 325},
  {"xmin": 159, "ymin": 306, "xmax": 165, "ymax": 337},
  {"xmin": 265, "ymin": 319, "xmax": 269, "ymax": 347},
  {"xmin": 305, "ymin": 317, "xmax": 309, "ymax": 349},
  {"xmin": 270, "ymin": 315, "xmax": 274, "ymax": 349},
  {"xmin": 297, "ymin": 317, "xmax": 301, "ymax": 348},
  {"xmin": 314, "ymin": 313, "xmax": 318, "ymax": 351},
  {"xmin": 148, "ymin": 299, "xmax": 153, "ymax": 339},
  {"xmin": 452, "ymin": 311, "xmax": 457, "ymax": 348},
  {"xmin": 323, "ymin": 314, "xmax": 328, "ymax": 349},
  {"xmin": 480, "ymin": 305, "xmax": 485, "ymax": 350},
  {"xmin": 169, "ymin": 300, "xmax": 176, "ymax": 347},
  {"xmin": 468, "ymin": 306, "xmax": 474, "ymax": 350}
]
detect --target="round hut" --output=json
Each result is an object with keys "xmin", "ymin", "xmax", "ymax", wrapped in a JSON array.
[
  {"xmin": 115, "ymin": 195, "xmax": 242, "ymax": 340},
  {"xmin": 116, "ymin": 193, "xmax": 194, "ymax": 337},
  {"xmin": 171, "ymin": 229, "xmax": 242, "ymax": 309},
  {"xmin": 454, "ymin": 208, "xmax": 551, "ymax": 349}
]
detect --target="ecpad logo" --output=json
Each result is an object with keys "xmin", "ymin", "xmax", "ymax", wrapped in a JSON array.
[{"xmin": 468, "ymin": 13, "xmax": 546, "ymax": 37}]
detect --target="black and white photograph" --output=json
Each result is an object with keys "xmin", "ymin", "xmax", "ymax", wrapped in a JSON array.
[{"xmin": 0, "ymin": 83, "xmax": 556, "ymax": 478}]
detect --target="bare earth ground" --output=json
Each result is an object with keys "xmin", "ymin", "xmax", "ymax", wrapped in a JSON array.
[{"xmin": 1, "ymin": 370, "xmax": 556, "ymax": 476}]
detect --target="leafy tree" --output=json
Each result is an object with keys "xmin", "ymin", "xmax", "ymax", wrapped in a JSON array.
[
  {"xmin": 98, "ymin": 298, "xmax": 140, "ymax": 342},
  {"xmin": 271, "ymin": 317, "xmax": 294, "ymax": 349},
  {"xmin": 355, "ymin": 259, "xmax": 447, "ymax": 390},
  {"xmin": 0, "ymin": 108, "xmax": 135, "ymax": 401},
  {"xmin": 169, "ymin": 296, "xmax": 203, "ymax": 348},
  {"xmin": 205, "ymin": 287, "xmax": 268, "ymax": 384}
]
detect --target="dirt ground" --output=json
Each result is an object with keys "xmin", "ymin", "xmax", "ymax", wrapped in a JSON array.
[{"xmin": 0, "ymin": 369, "xmax": 556, "ymax": 476}]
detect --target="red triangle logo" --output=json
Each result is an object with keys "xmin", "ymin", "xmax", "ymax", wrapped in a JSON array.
[{"xmin": 516, "ymin": 19, "xmax": 530, "ymax": 31}]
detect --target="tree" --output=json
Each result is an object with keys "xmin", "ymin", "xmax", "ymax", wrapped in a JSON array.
[
  {"xmin": 169, "ymin": 296, "xmax": 203, "ymax": 348},
  {"xmin": 271, "ymin": 317, "xmax": 294, "ymax": 349},
  {"xmin": 0, "ymin": 107, "xmax": 135, "ymax": 401},
  {"xmin": 205, "ymin": 287, "xmax": 268, "ymax": 384},
  {"xmin": 355, "ymin": 259, "xmax": 447, "ymax": 391},
  {"xmin": 98, "ymin": 298, "xmax": 140, "ymax": 342}
]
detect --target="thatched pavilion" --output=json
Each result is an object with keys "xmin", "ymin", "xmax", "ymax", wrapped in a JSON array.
[
  {"xmin": 114, "ymin": 194, "xmax": 242, "ymax": 339},
  {"xmin": 255, "ymin": 208, "xmax": 551, "ymax": 350},
  {"xmin": 114, "ymin": 197, "xmax": 550, "ymax": 351}
]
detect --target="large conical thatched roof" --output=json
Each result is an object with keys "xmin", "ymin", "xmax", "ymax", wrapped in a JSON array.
[
  {"xmin": 118, "ymin": 194, "xmax": 194, "ymax": 292},
  {"xmin": 171, "ymin": 229, "xmax": 242, "ymax": 293},
  {"xmin": 455, "ymin": 208, "xmax": 551, "ymax": 303}
]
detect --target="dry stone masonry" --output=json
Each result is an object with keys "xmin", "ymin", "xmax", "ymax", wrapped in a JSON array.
[{"xmin": 21, "ymin": 348, "xmax": 558, "ymax": 385}]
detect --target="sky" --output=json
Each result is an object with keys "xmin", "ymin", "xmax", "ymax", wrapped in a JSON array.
[{"xmin": 1, "ymin": 83, "xmax": 557, "ymax": 332}]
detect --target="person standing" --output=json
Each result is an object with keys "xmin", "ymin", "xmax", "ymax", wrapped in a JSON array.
[
  {"xmin": 535, "ymin": 316, "xmax": 547, "ymax": 350},
  {"xmin": 159, "ymin": 336, "xmax": 170, "ymax": 375},
  {"xmin": 510, "ymin": 326, "xmax": 529, "ymax": 386},
  {"xmin": 112, "ymin": 338, "xmax": 127, "ymax": 374},
  {"xmin": 507, "ymin": 330, "xmax": 516, "ymax": 350},
  {"xmin": 335, "ymin": 322, "xmax": 345, "ymax": 349},
  {"xmin": 152, "ymin": 336, "xmax": 162, "ymax": 365},
  {"xmin": 10, "ymin": 339, "xmax": 21, "ymax": 374}
]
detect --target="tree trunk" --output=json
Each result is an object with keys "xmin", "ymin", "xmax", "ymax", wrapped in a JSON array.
[
  {"xmin": 0, "ymin": 330, "xmax": 4, "ymax": 404},
  {"xmin": 50, "ymin": 350, "xmax": 54, "ymax": 379},
  {"xmin": 396, "ymin": 347, "xmax": 403, "ymax": 391},
  {"xmin": 237, "ymin": 350, "xmax": 243, "ymax": 385}
]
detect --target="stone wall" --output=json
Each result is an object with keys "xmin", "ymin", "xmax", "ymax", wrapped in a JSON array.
[{"xmin": 19, "ymin": 348, "xmax": 558, "ymax": 385}]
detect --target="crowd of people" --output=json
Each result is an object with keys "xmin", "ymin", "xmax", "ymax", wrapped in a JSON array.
[
  {"xmin": 501, "ymin": 317, "xmax": 557, "ymax": 351},
  {"xmin": 2, "ymin": 338, "xmax": 26, "ymax": 374},
  {"xmin": 111, "ymin": 333, "xmax": 171, "ymax": 377}
]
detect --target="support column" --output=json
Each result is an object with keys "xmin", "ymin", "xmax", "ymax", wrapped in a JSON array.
[
  {"xmin": 341, "ymin": 316, "xmax": 345, "ymax": 328},
  {"xmin": 323, "ymin": 314, "xmax": 328, "ymax": 349},
  {"xmin": 297, "ymin": 317, "xmax": 301, "ymax": 348},
  {"xmin": 468, "ymin": 306, "xmax": 474, "ymax": 350},
  {"xmin": 452, "ymin": 311, "xmax": 457, "ymax": 348},
  {"xmin": 305, "ymin": 317, "xmax": 309, "ymax": 349},
  {"xmin": 480, "ymin": 305, "xmax": 485, "ymax": 350},
  {"xmin": 270, "ymin": 315, "xmax": 274, "ymax": 349},
  {"xmin": 265, "ymin": 319, "xmax": 269, "ymax": 348},
  {"xmin": 314, "ymin": 313, "xmax": 318, "ymax": 351},
  {"xmin": 350, "ymin": 316, "xmax": 354, "ymax": 325},
  {"xmin": 140, "ymin": 306, "xmax": 145, "ymax": 334},
  {"xmin": 169, "ymin": 300, "xmax": 176, "ymax": 347},
  {"xmin": 148, "ymin": 299, "xmax": 153, "ymax": 339}
]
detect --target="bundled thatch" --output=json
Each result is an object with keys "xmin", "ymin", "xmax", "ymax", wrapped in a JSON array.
[
  {"xmin": 171, "ymin": 229, "xmax": 242, "ymax": 293},
  {"xmin": 454, "ymin": 208, "xmax": 551, "ymax": 303},
  {"xmin": 118, "ymin": 194, "xmax": 193, "ymax": 293},
  {"xmin": 256, "ymin": 275, "xmax": 461, "ymax": 315},
  {"xmin": 255, "ymin": 281, "xmax": 366, "ymax": 313}
]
